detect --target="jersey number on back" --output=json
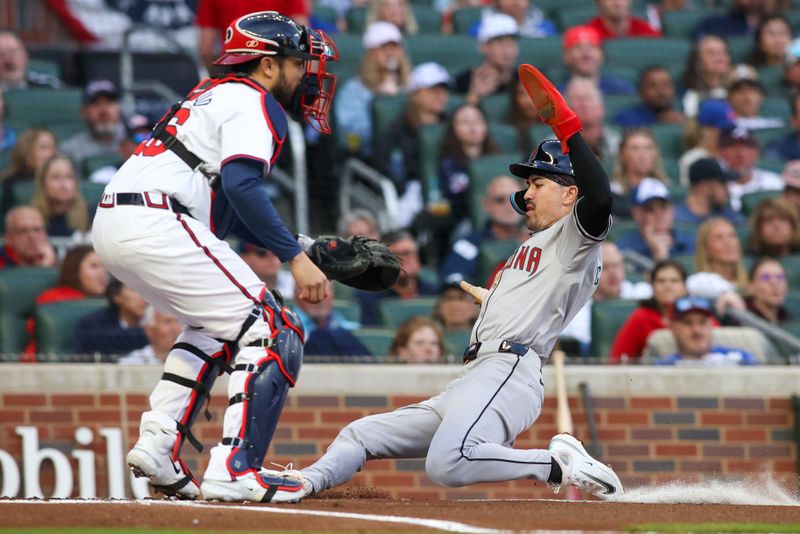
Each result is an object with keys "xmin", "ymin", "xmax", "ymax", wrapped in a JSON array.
[{"xmin": 134, "ymin": 107, "xmax": 192, "ymax": 157}]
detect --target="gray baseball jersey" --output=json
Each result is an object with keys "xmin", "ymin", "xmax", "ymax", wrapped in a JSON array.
[
  {"xmin": 473, "ymin": 203, "xmax": 606, "ymax": 360},
  {"xmin": 301, "ymin": 203, "xmax": 610, "ymax": 493}
]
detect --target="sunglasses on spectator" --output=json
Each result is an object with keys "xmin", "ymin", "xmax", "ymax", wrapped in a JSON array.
[
  {"xmin": 757, "ymin": 273, "xmax": 786, "ymax": 282},
  {"xmin": 673, "ymin": 296, "xmax": 712, "ymax": 315}
]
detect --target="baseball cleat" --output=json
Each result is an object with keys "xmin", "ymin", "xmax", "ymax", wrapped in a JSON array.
[
  {"xmin": 200, "ymin": 468, "xmax": 307, "ymax": 503},
  {"xmin": 518, "ymin": 64, "xmax": 582, "ymax": 152},
  {"xmin": 548, "ymin": 433, "xmax": 623, "ymax": 499},
  {"xmin": 127, "ymin": 424, "xmax": 200, "ymax": 500}
]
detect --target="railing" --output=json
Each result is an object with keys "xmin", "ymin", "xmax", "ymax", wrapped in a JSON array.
[{"xmin": 339, "ymin": 158, "xmax": 400, "ymax": 231}]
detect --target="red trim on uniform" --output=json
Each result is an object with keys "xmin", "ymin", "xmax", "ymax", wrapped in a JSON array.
[
  {"xmin": 171, "ymin": 362, "xmax": 211, "ymax": 460},
  {"xmin": 220, "ymin": 154, "xmax": 270, "ymax": 173},
  {"xmin": 280, "ymin": 308, "xmax": 305, "ymax": 344},
  {"xmin": 266, "ymin": 349, "xmax": 296, "ymax": 387},
  {"xmin": 144, "ymin": 192, "xmax": 168, "ymax": 209},
  {"xmin": 176, "ymin": 213, "xmax": 260, "ymax": 306},
  {"xmin": 259, "ymin": 96, "xmax": 284, "ymax": 167},
  {"xmin": 209, "ymin": 189, "xmax": 216, "ymax": 233},
  {"xmin": 98, "ymin": 193, "xmax": 115, "ymax": 208}
]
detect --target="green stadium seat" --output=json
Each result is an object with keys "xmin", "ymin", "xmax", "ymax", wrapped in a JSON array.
[
  {"xmin": 5, "ymin": 89, "xmax": 82, "ymax": 126},
  {"xmin": 406, "ymin": 35, "xmax": 480, "ymax": 75},
  {"xmin": 418, "ymin": 267, "xmax": 440, "ymax": 289},
  {"xmin": 758, "ymin": 157, "xmax": 785, "ymax": 174},
  {"xmin": 352, "ymin": 328, "xmax": 395, "ymax": 359},
  {"xmin": 488, "ymin": 124, "xmax": 518, "ymax": 153},
  {"xmin": 451, "ymin": 6, "xmax": 482, "ymax": 35},
  {"xmin": 418, "ymin": 123, "xmax": 447, "ymax": 202},
  {"xmin": 0, "ymin": 267, "xmax": 59, "ymax": 357},
  {"xmin": 672, "ymin": 255, "xmax": 696, "ymax": 276},
  {"xmin": 779, "ymin": 257, "xmax": 800, "ymax": 289},
  {"xmin": 760, "ymin": 98, "xmax": 791, "ymax": 121},
  {"xmin": 661, "ymin": 9, "xmax": 719, "ymax": 39},
  {"xmin": 83, "ymin": 153, "xmax": 122, "ymax": 176},
  {"xmin": 314, "ymin": 5, "xmax": 339, "ymax": 26},
  {"xmin": 328, "ymin": 34, "xmax": 363, "ymax": 78},
  {"xmin": 590, "ymin": 299, "xmax": 639, "ymax": 358},
  {"xmin": 345, "ymin": 6, "xmax": 368, "ymax": 33},
  {"xmin": 528, "ymin": 124, "xmax": 555, "ymax": 146},
  {"xmin": 412, "ymin": 5, "xmax": 442, "ymax": 33},
  {"xmin": 740, "ymin": 189, "xmax": 781, "ymax": 216},
  {"xmin": 650, "ymin": 123, "xmax": 685, "ymax": 160},
  {"xmin": 753, "ymin": 126, "xmax": 794, "ymax": 151},
  {"xmin": 787, "ymin": 10, "xmax": 800, "ymax": 32},
  {"xmin": 667, "ymin": 183, "xmax": 687, "ymax": 204},
  {"xmin": 379, "ymin": 297, "xmax": 437, "ymax": 328},
  {"xmin": 604, "ymin": 39, "xmax": 691, "ymax": 72},
  {"xmin": 480, "ymin": 94, "xmax": 510, "ymax": 123},
  {"xmin": 444, "ymin": 329, "xmax": 471, "ymax": 362},
  {"xmin": 36, "ymin": 298, "xmax": 107, "ymax": 359},
  {"xmin": 727, "ymin": 36, "xmax": 752, "ymax": 63},
  {"xmin": 333, "ymin": 280, "xmax": 356, "ymax": 302},
  {"xmin": 49, "ymin": 122, "xmax": 87, "ymax": 143},
  {"xmin": 517, "ymin": 37, "xmax": 566, "ymax": 73},
  {"xmin": 79, "ymin": 181, "xmax": 107, "ymax": 207},
  {"xmin": 607, "ymin": 219, "xmax": 639, "ymax": 244},
  {"xmin": 28, "ymin": 59, "xmax": 60, "ymax": 78},
  {"xmin": 662, "ymin": 158, "xmax": 680, "ymax": 185},
  {"xmin": 468, "ymin": 153, "xmax": 519, "ymax": 227},
  {"xmin": 333, "ymin": 299, "xmax": 361, "ymax": 324},
  {"xmin": 371, "ymin": 94, "xmax": 408, "ymax": 141},
  {"xmin": 9, "ymin": 180, "xmax": 35, "ymax": 208},
  {"xmin": 604, "ymin": 95, "xmax": 640, "ymax": 122},
  {"xmin": 758, "ymin": 65, "xmax": 785, "ymax": 96},
  {"xmin": 477, "ymin": 239, "xmax": 519, "ymax": 284},
  {"xmin": 556, "ymin": 7, "xmax": 597, "ymax": 32}
]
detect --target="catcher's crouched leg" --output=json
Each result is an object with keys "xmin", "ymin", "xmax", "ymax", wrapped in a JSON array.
[
  {"xmin": 127, "ymin": 331, "xmax": 231, "ymax": 499},
  {"xmin": 201, "ymin": 298, "xmax": 307, "ymax": 503}
]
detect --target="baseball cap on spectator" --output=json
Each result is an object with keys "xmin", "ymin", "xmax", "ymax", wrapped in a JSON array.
[
  {"xmin": 785, "ymin": 37, "xmax": 800, "ymax": 64},
  {"xmin": 362, "ymin": 21, "xmax": 403, "ymax": 49},
  {"xmin": 720, "ymin": 126, "xmax": 758, "ymax": 148},
  {"xmin": 408, "ymin": 62, "xmax": 452, "ymax": 92},
  {"xmin": 783, "ymin": 160, "xmax": 800, "ymax": 190},
  {"xmin": 477, "ymin": 13, "xmax": 519, "ymax": 44},
  {"xmin": 563, "ymin": 25, "xmax": 601, "ymax": 50},
  {"xmin": 688, "ymin": 158, "xmax": 736, "ymax": 186},
  {"xmin": 697, "ymin": 99, "xmax": 736, "ymax": 129},
  {"xmin": 125, "ymin": 114, "xmax": 152, "ymax": 143},
  {"xmin": 672, "ymin": 295, "xmax": 713, "ymax": 319},
  {"xmin": 84, "ymin": 79, "xmax": 118, "ymax": 104},
  {"xmin": 631, "ymin": 177, "xmax": 670, "ymax": 206}
]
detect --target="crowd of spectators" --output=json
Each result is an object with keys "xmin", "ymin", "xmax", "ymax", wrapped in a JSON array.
[{"xmin": 4, "ymin": 0, "xmax": 800, "ymax": 365}]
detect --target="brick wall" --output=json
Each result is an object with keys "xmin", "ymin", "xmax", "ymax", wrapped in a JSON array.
[{"xmin": 1, "ymin": 390, "xmax": 796, "ymax": 499}]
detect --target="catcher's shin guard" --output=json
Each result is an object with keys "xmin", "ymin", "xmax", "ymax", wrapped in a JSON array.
[
  {"xmin": 518, "ymin": 64, "xmax": 582, "ymax": 153},
  {"xmin": 224, "ymin": 304, "xmax": 304, "ymax": 477}
]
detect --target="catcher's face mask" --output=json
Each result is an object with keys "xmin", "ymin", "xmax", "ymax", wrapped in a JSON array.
[{"xmin": 289, "ymin": 30, "xmax": 338, "ymax": 134}]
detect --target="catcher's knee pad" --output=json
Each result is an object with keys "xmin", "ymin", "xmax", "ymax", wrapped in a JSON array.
[{"xmin": 224, "ymin": 294, "xmax": 304, "ymax": 476}]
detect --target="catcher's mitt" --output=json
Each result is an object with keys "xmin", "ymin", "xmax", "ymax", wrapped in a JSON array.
[{"xmin": 307, "ymin": 236, "xmax": 402, "ymax": 291}]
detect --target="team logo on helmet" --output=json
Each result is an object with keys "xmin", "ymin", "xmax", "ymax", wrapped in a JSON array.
[
  {"xmin": 246, "ymin": 39, "xmax": 259, "ymax": 48},
  {"xmin": 225, "ymin": 27, "xmax": 233, "ymax": 43}
]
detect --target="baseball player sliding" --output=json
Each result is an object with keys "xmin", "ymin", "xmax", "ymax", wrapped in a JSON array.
[
  {"xmin": 92, "ymin": 12, "xmax": 340, "ymax": 502},
  {"xmin": 296, "ymin": 66, "xmax": 624, "ymax": 499}
]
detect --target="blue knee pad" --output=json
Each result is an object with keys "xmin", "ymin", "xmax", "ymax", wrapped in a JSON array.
[{"xmin": 224, "ymin": 296, "xmax": 304, "ymax": 476}]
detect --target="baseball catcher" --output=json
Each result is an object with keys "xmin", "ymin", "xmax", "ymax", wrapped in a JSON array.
[{"xmin": 301, "ymin": 235, "xmax": 402, "ymax": 291}]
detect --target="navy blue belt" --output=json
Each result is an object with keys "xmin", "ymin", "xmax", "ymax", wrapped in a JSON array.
[{"xmin": 463, "ymin": 339, "xmax": 530, "ymax": 363}]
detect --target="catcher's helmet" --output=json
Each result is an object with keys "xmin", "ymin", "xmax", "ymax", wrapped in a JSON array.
[
  {"xmin": 509, "ymin": 139, "xmax": 575, "ymax": 185},
  {"xmin": 213, "ymin": 11, "xmax": 339, "ymax": 134}
]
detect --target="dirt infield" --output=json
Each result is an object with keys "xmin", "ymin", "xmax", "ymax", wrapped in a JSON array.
[{"xmin": 2, "ymin": 496, "xmax": 800, "ymax": 532}]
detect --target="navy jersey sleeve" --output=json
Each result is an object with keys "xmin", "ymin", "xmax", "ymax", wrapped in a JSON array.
[{"xmin": 220, "ymin": 157, "xmax": 302, "ymax": 262}]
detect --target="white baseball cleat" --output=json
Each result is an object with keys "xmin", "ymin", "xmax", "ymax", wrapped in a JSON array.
[
  {"xmin": 127, "ymin": 423, "xmax": 200, "ymax": 500},
  {"xmin": 200, "ymin": 468, "xmax": 307, "ymax": 503},
  {"xmin": 548, "ymin": 433, "xmax": 624, "ymax": 499}
]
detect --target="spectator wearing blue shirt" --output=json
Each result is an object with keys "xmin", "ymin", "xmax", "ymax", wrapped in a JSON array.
[
  {"xmin": 766, "ymin": 93, "xmax": 800, "ymax": 162},
  {"xmin": 654, "ymin": 295, "xmax": 759, "ymax": 366},
  {"xmin": 294, "ymin": 280, "xmax": 372, "ymax": 359},
  {"xmin": 694, "ymin": 0, "xmax": 761, "ymax": 38},
  {"xmin": 614, "ymin": 66, "xmax": 685, "ymax": 127},
  {"xmin": 674, "ymin": 158, "xmax": 743, "ymax": 225},
  {"xmin": 0, "ymin": 91, "xmax": 16, "ymax": 151},
  {"xmin": 616, "ymin": 178, "xmax": 696, "ymax": 261},
  {"xmin": 333, "ymin": 22, "xmax": 410, "ymax": 157},
  {"xmin": 560, "ymin": 25, "xmax": 635, "ymax": 97},
  {"xmin": 440, "ymin": 175, "xmax": 526, "ymax": 285},
  {"xmin": 488, "ymin": 0, "xmax": 556, "ymax": 38}
]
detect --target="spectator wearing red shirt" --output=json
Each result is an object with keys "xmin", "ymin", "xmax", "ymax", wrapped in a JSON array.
[
  {"xmin": 609, "ymin": 259, "xmax": 687, "ymax": 363},
  {"xmin": 22, "ymin": 245, "xmax": 109, "ymax": 361},
  {"xmin": 196, "ymin": 0, "xmax": 310, "ymax": 68},
  {"xmin": 0, "ymin": 206, "xmax": 56, "ymax": 270},
  {"xmin": 586, "ymin": 0, "xmax": 660, "ymax": 41}
]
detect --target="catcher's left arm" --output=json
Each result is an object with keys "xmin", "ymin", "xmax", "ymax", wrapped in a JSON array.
[{"xmin": 299, "ymin": 234, "xmax": 402, "ymax": 291}]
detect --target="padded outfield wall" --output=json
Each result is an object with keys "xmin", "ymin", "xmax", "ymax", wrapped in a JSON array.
[{"xmin": 0, "ymin": 364, "xmax": 797, "ymax": 499}]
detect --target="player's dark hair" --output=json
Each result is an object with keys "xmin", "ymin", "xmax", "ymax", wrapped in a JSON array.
[{"xmin": 58, "ymin": 245, "xmax": 96, "ymax": 292}]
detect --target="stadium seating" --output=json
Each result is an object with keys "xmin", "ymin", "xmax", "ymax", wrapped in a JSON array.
[
  {"xmin": 80, "ymin": 181, "xmax": 108, "ymax": 207},
  {"xmin": 590, "ymin": 299, "xmax": 639, "ymax": 358},
  {"xmin": 451, "ymin": 7, "xmax": 482, "ymax": 35},
  {"xmin": 417, "ymin": 123, "xmax": 447, "ymax": 202},
  {"xmin": 517, "ymin": 37, "xmax": 566, "ymax": 74},
  {"xmin": 740, "ymin": 189, "xmax": 781, "ymax": 216},
  {"xmin": 604, "ymin": 39, "xmax": 691, "ymax": 73},
  {"xmin": 371, "ymin": 94, "xmax": 408, "ymax": 141},
  {"xmin": 779, "ymin": 257, "xmax": 800, "ymax": 289},
  {"xmin": 407, "ymin": 35, "xmax": 481, "ymax": 76},
  {"xmin": 644, "ymin": 326, "xmax": 774, "ymax": 363},
  {"xmin": 333, "ymin": 299, "xmax": 361, "ymax": 324},
  {"xmin": 468, "ymin": 153, "xmax": 520, "ymax": 227},
  {"xmin": 650, "ymin": 124, "xmax": 686, "ymax": 161},
  {"xmin": 661, "ymin": 9, "xmax": 720, "ymax": 39},
  {"xmin": 5, "ymin": 89, "xmax": 82, "ymax": 126},
  {"xmin": 444, "ymin": 329, "xmax": 471, "ymax": 362},
  {"xmin": 480, "ymin": 94, "xmax": 510, "ymax": 124},
  {"xmin": 379, "ymin": 297, "xmax": 437, "ymax": 328},
  {"xmin": 352, "ymin": 328, "xmax": 395, "ymax": 359},
  {"xmin": 477, "ymin": 239, "xmax": 518, "ymax": 284},
  {"xmin": 0, "ymin": 267, "xmax": 59, "ymax": 358},
  {"xmin": 35, "ymin": 298, "xmax": 107, "ymax": 360},
  {"xmin": 783, "ymin": 291, "xmax": 800, "ymax": 318}
]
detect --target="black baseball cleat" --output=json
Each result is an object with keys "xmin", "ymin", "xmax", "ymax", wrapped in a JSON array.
[{"xmin": 548, "ymin": 433, "xmax": 624, "ymax": 499}]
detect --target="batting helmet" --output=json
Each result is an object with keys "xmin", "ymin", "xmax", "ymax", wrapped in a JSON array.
[
  {"xmin": 213, "ymin": 11, "xmax": 339, "ymax": 133},
  {"xmin": 508, "ymin": 139, "xmax": 576, "ymax": 215}
]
